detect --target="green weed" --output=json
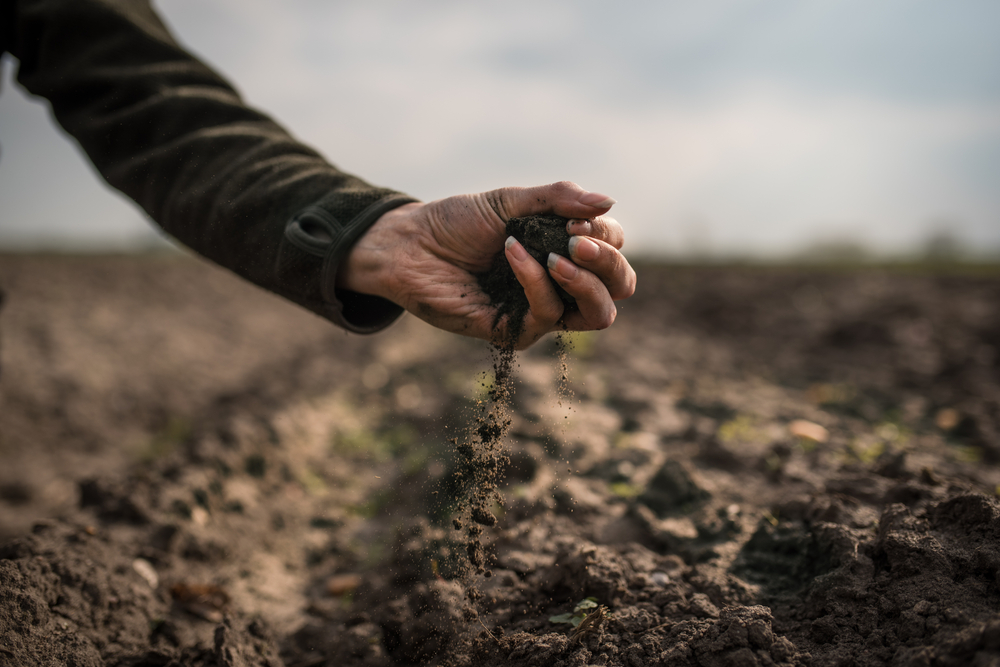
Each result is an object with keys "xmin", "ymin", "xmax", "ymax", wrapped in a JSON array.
[
  {"xmin": 717, "ymin": 414, "xmax": 766, "ymax": 445},
  {"xmin": 140, "ymin": 416, "xmax": 191, "ymax": 461},
  {"xmin": 332, "ymin": 425, "xmax": 418, "ymax": 463},
  {"xmin": 609, "ymin": 482, "xmax": 643, "ymax": 499},
  {"xmin": 549, "ymin": 597, "xmax": 600, "ymax": 627}
]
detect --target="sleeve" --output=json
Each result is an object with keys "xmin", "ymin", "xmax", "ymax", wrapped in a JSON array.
[{"xmin": 4, "ymin": 0, "xmax": 417, "ymax": 333}]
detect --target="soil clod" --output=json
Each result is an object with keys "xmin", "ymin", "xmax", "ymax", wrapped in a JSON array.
[{"xmin": 477, "ymin": 215, "xmax": 577, "ymax": 342}]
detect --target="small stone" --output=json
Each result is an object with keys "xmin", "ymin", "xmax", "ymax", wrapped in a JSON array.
[
  {"xmin": 132, "ymin": 558, "xmax": 159, "ymax": 589},
  {"xmin": 326, "ymin": 573, "xmax": 361, "ymax": 597},
  {"xmin": 789, "ymin": 419, "xmax": 829, "ymax": 443},
  {"xmin": 191, "ymin": 506, "xmax": 209, "ymax": 526},
  {"xmin": 934, "ymin": 407, "xmax": 960, "ymax": 431}
]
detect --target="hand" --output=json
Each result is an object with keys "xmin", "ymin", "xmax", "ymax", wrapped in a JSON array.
[{"xmin": 337, "ymin": 181, "xmax": 636, "ymax": 349}]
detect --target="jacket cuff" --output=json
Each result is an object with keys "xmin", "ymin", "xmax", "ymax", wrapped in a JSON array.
[{"xmin": 282, "ymin": 193, "xmax": 418, "ymax": 333}]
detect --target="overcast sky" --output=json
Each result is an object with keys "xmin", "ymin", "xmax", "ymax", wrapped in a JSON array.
[{"xmin": 1, "ymin": 0, "xmax": 999, "ymax": 258}]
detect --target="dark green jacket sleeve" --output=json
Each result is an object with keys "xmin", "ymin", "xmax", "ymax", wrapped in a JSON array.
[{"xmin": 1, "ymin": 0, "xmax": 416, "ymax": 333}]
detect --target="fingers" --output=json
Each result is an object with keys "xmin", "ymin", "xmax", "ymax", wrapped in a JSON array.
[
  {"xmin": 566, "ymin": 215, "xmax": 625, "ymax": 250},
  {"xmin": 483, "ymin": 181, "xmax": 616, "ymax": 222},
  {"xmin": 504, "ymin": 237, "xmax": 565, "ymax": 348},
  {"xmin": 547, "ymin": 253, "xmax": 618, "ymax": 331},
  {"xmin": 473, "ymin": 181, "xmax": 630, "ymax": 345},
  {"xmin": 565, "ymin": 236, "xmax": 636, "ymax": 300},
  {"xmin": 503, "ymin": 232, "xmax": 636, "ymax": 344}
]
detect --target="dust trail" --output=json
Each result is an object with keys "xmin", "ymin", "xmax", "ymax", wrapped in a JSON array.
[
  {"xmin": 553, "ymin": 331, "xmax": 577, "ymax": 483},
  {"xmin": 451, "ymin": 343, "xmax": 515, "ymax": 578},
  {"xmin": 453, "ymin": 215, "xmax": 575, "ymax": 608}
]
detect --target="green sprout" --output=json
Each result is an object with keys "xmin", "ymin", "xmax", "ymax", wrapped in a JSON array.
[
  {"xmin": 549, "ymin": 597, "xmax": 599, "ymax": 627},
  {"xmin": 609, "ymin": 482, "xmax": 643, "ymax": 499},
  {"xmin": 717, "ymin": 414, "xmax": 765, "ymax": 445}
]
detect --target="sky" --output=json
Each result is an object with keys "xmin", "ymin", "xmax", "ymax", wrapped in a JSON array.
[{"xmin": 1, "ymin": 0, "xmax": 999, "ymax": 258}]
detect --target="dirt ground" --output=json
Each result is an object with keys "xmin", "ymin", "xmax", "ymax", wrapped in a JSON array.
[{"xmin": 1, "ymin": 253, "xmax": 999, "ymax": 667}]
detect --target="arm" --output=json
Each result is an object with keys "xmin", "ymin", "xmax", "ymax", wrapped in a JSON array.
[
  {"xmin": 5, "ymin": 0, "xmax": 416, "ymax": 332},
  {"xmin": 4, "ymin": 0, "xmax": 636, "ymax": 344}
]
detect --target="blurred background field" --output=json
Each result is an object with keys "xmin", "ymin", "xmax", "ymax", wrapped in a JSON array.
[{"xmin": 2, "ymin": 0, "xmax": 999, "ymax": 262}]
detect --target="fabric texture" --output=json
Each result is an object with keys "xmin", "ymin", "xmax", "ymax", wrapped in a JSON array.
[{"xmin": 2, "ymin": 0, "xmax": 417, "ymax": 332}]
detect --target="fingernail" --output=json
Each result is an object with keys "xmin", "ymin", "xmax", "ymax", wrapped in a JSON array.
[
  {"xmin": 579, "ymin": 192, "xmax": 617, "ymax": 208},
  {"xmin": 568, "ymin": 236, "xmax": 599, "ymax": 261},
  {"xmin": 548, "ymin": 252, "xmax": 577, "ymax": 279},
  {"xmin": 506, "ymin": 235, "xmax": 528, "ymax": 261},
  {"xmin": 566, "ymin": 219, "xmax": 593, "ymax": 235}
]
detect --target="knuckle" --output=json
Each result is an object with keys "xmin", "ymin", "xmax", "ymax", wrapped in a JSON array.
[
  {"xmin": 537, "ymin": 300, "xmax": 563, "ymax": 323},
  {"xmin": 601, "ymin": 251, "xmax": 626, "ymax": 282},
  {"xmin": 485, "ymin": 186, "xmax": 519, "ymax": 220},
  {"xmin": 484, "ymin": 190, "xmax": 506, "ymax": 220},
  {"xmin": 594, "ymin": 217, "xmax": 624, "ymax": 248},
  {"xmin": 515, "ymin": 329, "xmax": 542, "ymax": 351},
  {"xmin": 595, "ymin": 307, "xmax": 617, "ymax": 330},
  {"xmin": 551, "ymin": 180, "xmax": 580, "ymax": 196},
  {"xmin": 585, "ymin": 219, "xmax": 605, "ymax": 238},
  {"xmin": 603, "ymin": 226, "xmax": 625, "ymax": 249},
  {"xmin": 613, "ymin": 270, "xmax": 637, "ymax": 299}
]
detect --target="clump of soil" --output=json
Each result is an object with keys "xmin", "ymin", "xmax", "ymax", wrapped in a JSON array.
[{"xmin": 477, "ymin": 215, "xmax": 577, "ymax": 344}]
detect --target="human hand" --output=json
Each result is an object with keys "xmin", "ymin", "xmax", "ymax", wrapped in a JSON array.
[{"xmin": 337, "ymin": 181, "xmax": 636, "ymax": 349}]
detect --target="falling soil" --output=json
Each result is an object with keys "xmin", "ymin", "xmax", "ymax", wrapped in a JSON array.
[
  {"xmin": 457, "ymin": 214, "xmax": 578, "ymax": 591},
  {"xmin": 449, "ymin": 343, "xmax": 515, "ymax": 584},
  {"xmin": 2, "ymin": 255, "xmax": 1000, "ymax": 667}
]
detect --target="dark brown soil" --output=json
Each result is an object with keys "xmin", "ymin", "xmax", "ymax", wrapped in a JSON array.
[
  {"xmin": 476, "ymin": 215, "xmax": 576, "ymax": 343},
  {"xmin": 2, "ymin": 255, "xmax": 1000, "ymax": 667},
  {"xmin": 452, "ymin": 343, "xmax": 515, "ymax": 583}
]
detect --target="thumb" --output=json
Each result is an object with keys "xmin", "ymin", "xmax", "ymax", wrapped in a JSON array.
[{"xmin": 482, "ymin": 181, "xmax": 616, "ymax": 222}]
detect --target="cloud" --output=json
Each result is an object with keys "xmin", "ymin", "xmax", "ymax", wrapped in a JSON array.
[{"xmin": 2, "ymin": 1, "xmax": 998, "ymax": 256}]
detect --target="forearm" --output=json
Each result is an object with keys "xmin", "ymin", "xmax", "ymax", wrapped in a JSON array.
[{"xmin": 6, "ymin": 0, "xmax": 416, "ymax": 331}]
